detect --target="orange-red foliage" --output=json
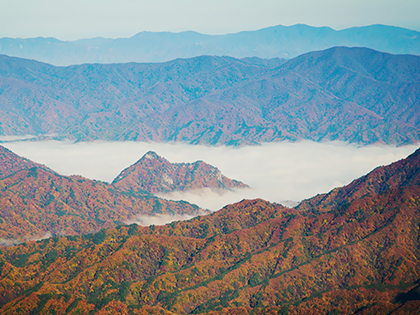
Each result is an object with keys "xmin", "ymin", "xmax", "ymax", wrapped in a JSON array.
[{"xmin": 1, "ymin": 149, "xmax": 420, "ymax": 314}]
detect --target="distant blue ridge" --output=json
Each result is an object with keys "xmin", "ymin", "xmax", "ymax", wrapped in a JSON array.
[{"xmin": 0, "ymin": 24, "xmax": 419, "ymax": 66}]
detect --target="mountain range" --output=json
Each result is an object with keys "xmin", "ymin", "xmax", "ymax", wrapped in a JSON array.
[
  {"xmin": 0, "ymin": 146, "xmax": 248, "ymax": 243},
  {"xmin": 1, "ymin": 46, "xmax": 419, "ymax": 145},
  {"xmin": 1, "ymin": 22, "xmax": 420, "ymax": 314},
  {"xmin": 0, "ymin": 147, "xmax": 419, "ymax": 313},
  {"xmin": 112, "ymin": 151, "xmax": 248, "ymax": 194},
  {"xmin": 1, "ymin": 24, "xmax": 419, "ymax": 65}
]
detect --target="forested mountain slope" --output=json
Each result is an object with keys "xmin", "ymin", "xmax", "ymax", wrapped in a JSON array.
[
  {"xmin": 0, "ymin": 47, "xmax": 419, "ymax": 145},
  {"xmin": 1, "ymin": 149, "xmax": 419, "ymax": 314}
]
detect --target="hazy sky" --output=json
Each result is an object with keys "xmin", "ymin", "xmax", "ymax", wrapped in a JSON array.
[{"xmin": 1, "ymin": 0, "xmax": 419, "ymax": 40}]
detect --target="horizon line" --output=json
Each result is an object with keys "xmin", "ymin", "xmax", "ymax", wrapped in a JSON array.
[{"xmin": 1, "ymin": 23, "xmax": 418, "ymax": 42}]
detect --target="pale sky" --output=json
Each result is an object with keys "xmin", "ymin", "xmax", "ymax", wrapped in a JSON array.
[{"xmin": 1, "ymin": 0, "xmax": 419, "ymax": 40}]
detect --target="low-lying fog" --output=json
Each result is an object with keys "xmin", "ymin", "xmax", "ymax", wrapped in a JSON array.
[{"xmin": 3, "ymin": 140, "xmax": 419, "ymax": 212}]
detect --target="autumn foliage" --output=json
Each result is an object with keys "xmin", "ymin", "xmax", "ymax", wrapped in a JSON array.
[
  {"xmin": 0, "ymin": 146, "xmax": 204, "ymax": 242},
  {"xmin": 0, "ymin": 149, "xmax": 420, "ymax": 313}
]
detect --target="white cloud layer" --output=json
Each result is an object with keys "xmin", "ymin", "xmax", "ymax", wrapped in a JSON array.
[
  {"xmin": 124, "ymin": 214, "xmax": 196, "ymax": 227},
  {"xmin": 3, "ymin": 140, "xmax": 419, "ymax": 211},
  {"xmin": 29, "ymin": 232, "xmax": 53, "ymax": 242},
  {"xmin": 0, "ymin": 238, "xmax": 21, "ymax": 246},
  {"xmin": 0, "ymin": 135, "xmax": 36, "ymax": 142}
]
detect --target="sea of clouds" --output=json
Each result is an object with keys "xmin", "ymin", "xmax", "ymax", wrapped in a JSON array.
[{"xmin": 3, "ymin": 140, "xmax": 419, "ymax": 214}]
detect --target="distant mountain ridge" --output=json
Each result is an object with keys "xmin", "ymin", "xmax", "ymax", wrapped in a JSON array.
[
  {"xmin": 113, "ymin": 151, "xmax": 248, "ymax": 194},
  {"xmin": 0, "ymin": 47, "xmax": 419, "ymax": 145},
  {"xmin": 1, "ymin": 24, "xmax": 419, "ymax": 65}
]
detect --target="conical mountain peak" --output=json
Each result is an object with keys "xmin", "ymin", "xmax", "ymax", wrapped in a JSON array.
[
  {"xmin": 141, "ymin": 151, "xmax": 162, "ymax": 160},
  {"xmin": 113, "ymin": 152, "xmax": 248, "ymax": 194}
]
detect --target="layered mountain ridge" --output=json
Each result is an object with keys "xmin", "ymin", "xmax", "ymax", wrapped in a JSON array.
[
  {"xmin": 1, "ymin": 47, "xmax": 419, "ymax": 145},
  {"xmin": 112, "ymin": 151, "xmax": 248, "ymax": 194},
  {"xmin": 0, "ymin": 147, "xmax": 419, "ymax": 313},
  {"xmin": 1, "ymin": 24, "xmax": 419, "ymax": 65}
]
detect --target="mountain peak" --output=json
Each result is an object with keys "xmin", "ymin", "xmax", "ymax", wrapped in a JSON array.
[
  {"xmin": 112, "ymin": 152, "xmax": 248, "ymax": 194},
  {"xmin": 141, "ymin": 151, "xmax": 162, "ymax": 160}
]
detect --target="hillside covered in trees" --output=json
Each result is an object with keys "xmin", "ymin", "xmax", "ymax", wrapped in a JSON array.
[{"xmin": 0, "ymin": 148, "xmax": 419, "ymax": 314}]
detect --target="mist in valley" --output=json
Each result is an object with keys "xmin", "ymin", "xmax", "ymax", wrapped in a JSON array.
[{"xmin": 3, "ymin": 140, "xmax": 418, "ymax": 213}]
